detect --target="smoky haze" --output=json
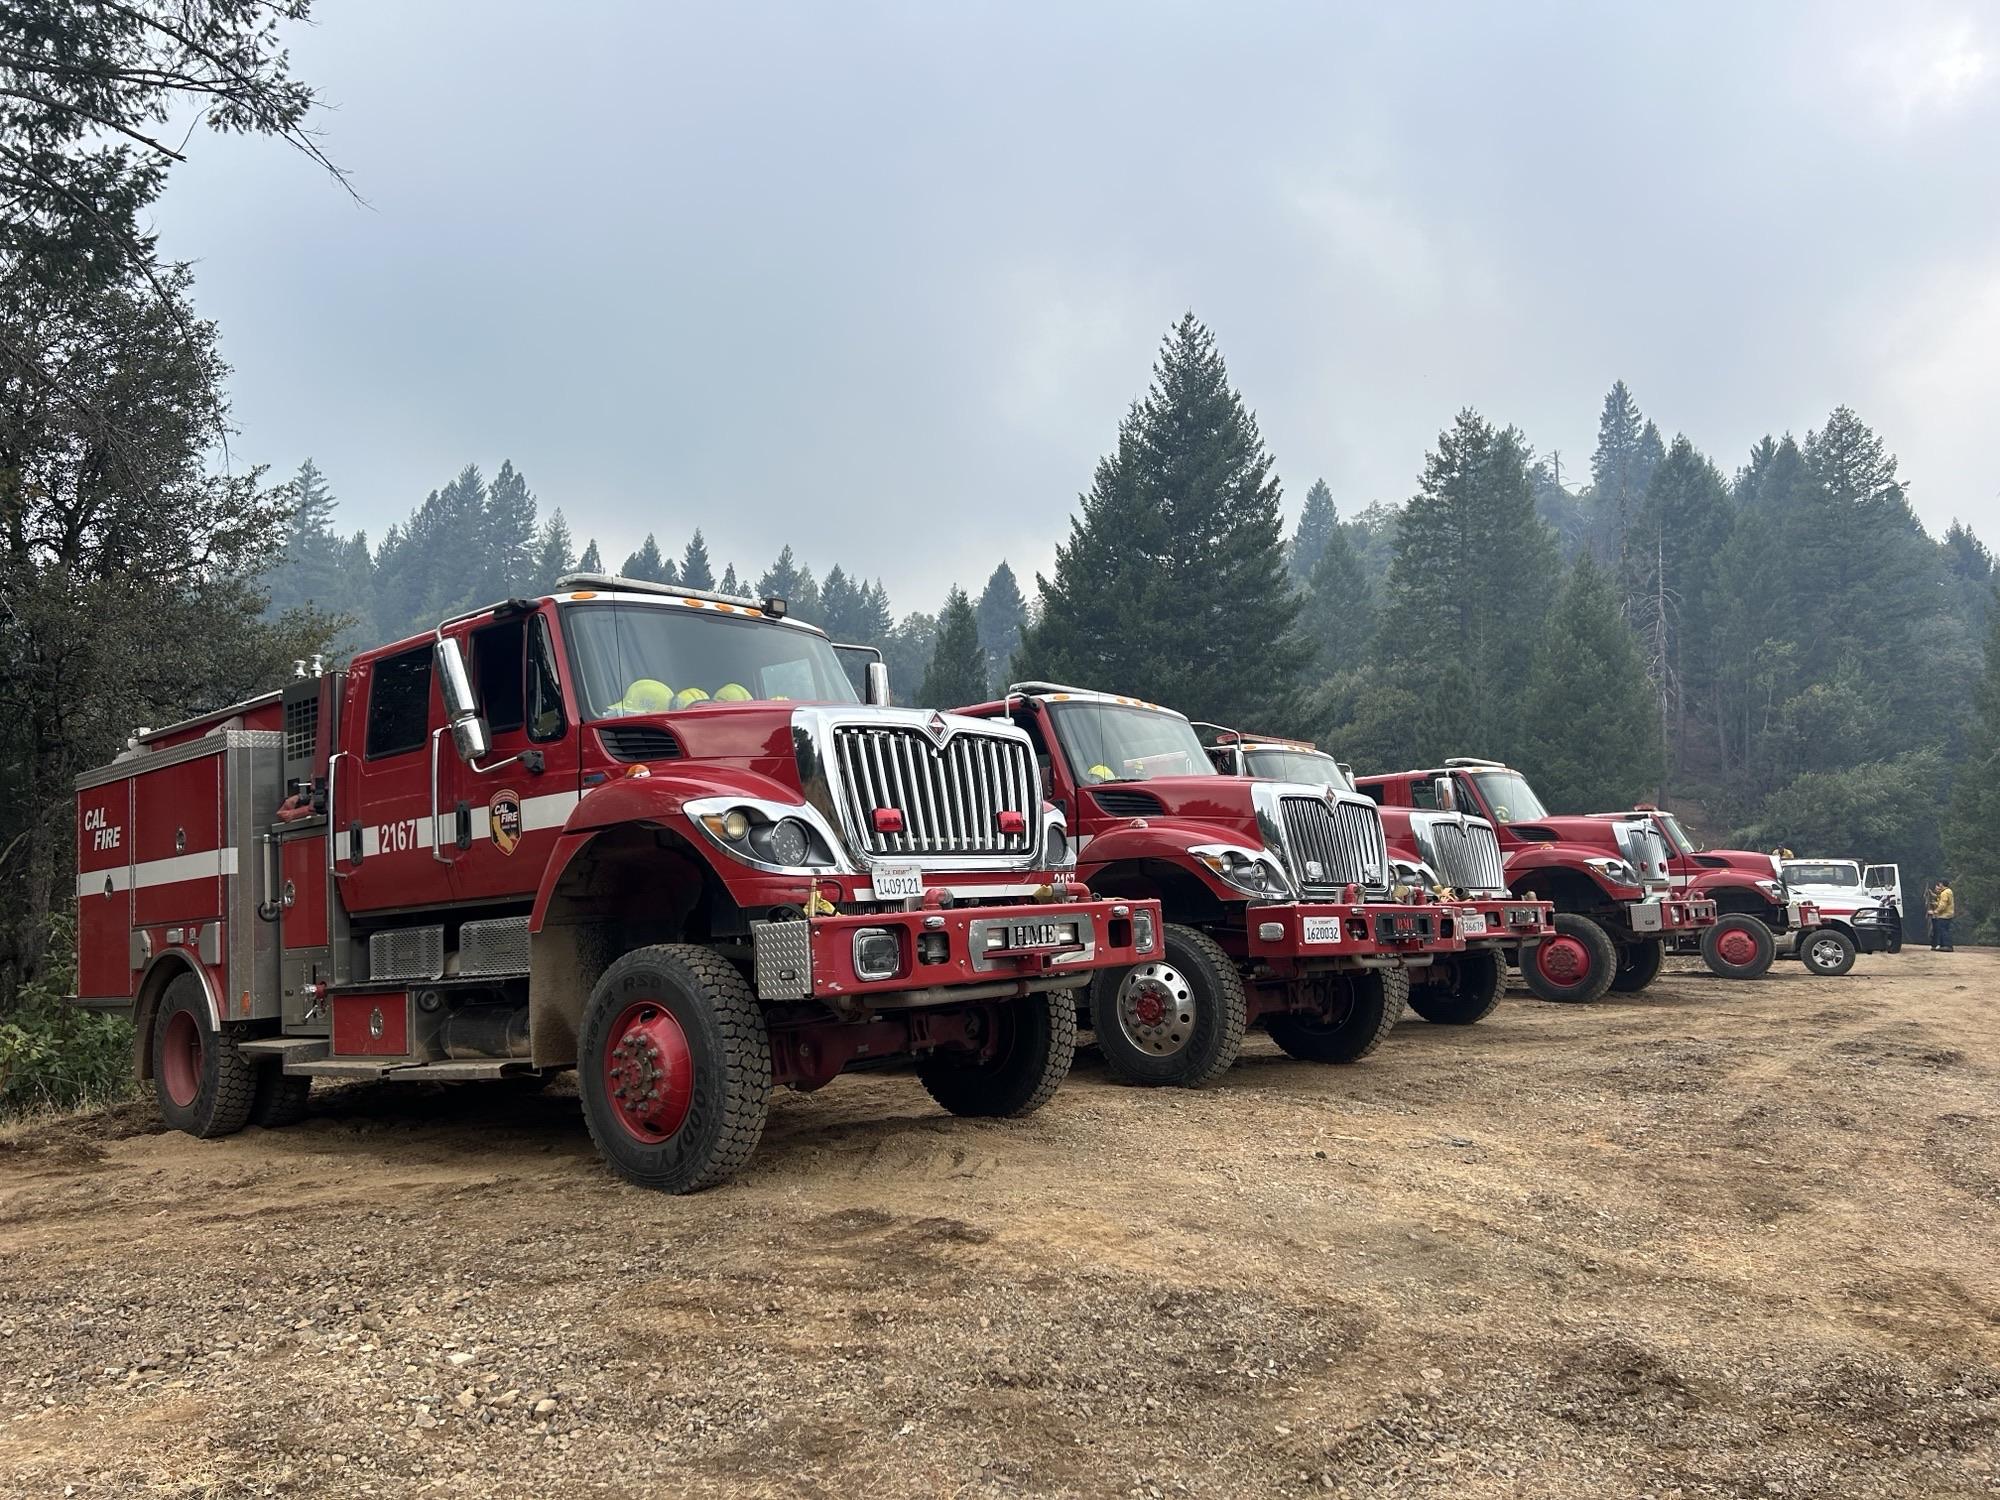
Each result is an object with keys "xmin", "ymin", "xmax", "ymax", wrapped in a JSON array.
[{"xmin": 150, "ymin": 1, "xmax": 2000, "ymax": 609}]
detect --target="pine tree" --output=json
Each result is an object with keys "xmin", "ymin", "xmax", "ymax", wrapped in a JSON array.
[
  {"xmin": 680, "ymin": 529, "xmax": 715, "ymax": 590},
  {"xmin": 1370, "ymin": 409, "xmax": 1559, "ymax": 760},
  {"xmin": 533, "ymin": 510, "xmax": 576, "ymax": 591},
  {"xmin": 1288, "ymin": 480, "xmax": 1339, "ymax": 584},
  {"xmin": 1517, "ymin": 554, "xmax": 1665, "ymax": 810},
  {"xmin": 1945, "ymin": 591, "xmax": 2000, "ymax": 940},
  {"xmin": 818, "ymin": 565, "xmax": 861, "ymax": 639},
  {"xmin": 757, "ymin": 546, "xmax": 806, "ymax": 606},
  {"xmin": 483, "ymin": 459, "xmax": 539, "ymax": 599},
  {"xmin": 855, "ymin": 580, "xmax": 895, "ymax": 644},
  {"xmin": 578, "ymin": 539, "xmax": 604, "ymax": 574},
  {"xmin": 794, "ymin": 565, "xmax": 822, "ymax": 625},
  {"xmin": 973, "ymin": 561, "xmax": 1028, "ymax": 693},
  {"xmin": 919, "ymin": 587, "xmax": 988, "ymax": 708},
  {"xmin": 265, "ymin": 458, "xmax": 350, "ymax": 618},
  {"xmin": 1296, "ymin": 501, "xmax": 1376, "ymax": 679},
  {"xmin": 1014, "ymin": 313, "xmax": 1309, "ymax": 724},
  {"xmin": 621, "ymin": 534, "xmax": 675, "ymax": 584},
  {"xmin": 718, "ymin": 562, "xmax": 742, "ymax": 597},
  {"xmin": 1585, "ymin": 380, "xmax": 1651, "ymax": 557},
  {"xmin": 1619, "ymin": 434, "xmax": 1736, "ymax": 767},
  {"xmin": 880, "ymin": 612, "xmax": 938, "ymax": 696}
]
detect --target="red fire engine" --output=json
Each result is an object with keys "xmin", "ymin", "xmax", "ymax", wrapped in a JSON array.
[
  {"xmin": 948, "ymin": 684, "xmax": 1468, "ymax": 1085},
  {"xmin": 1357, "ymin": 759, "xmax": 1733, "ymax": 1002},
  {"xmin": 73, "ymin": 575, "xmax": 1162, "ymax": 1192},
  {"xmin": 1202, "ymin": 732, "xmax": 1554, "ymax": 1026}
]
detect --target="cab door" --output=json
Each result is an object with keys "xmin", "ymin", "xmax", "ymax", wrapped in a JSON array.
[
  {"xmin": 1863, "ymin": 863, "xmax": 1902, "ymax": 906},
  {"xmin": 444, "ymin": 606, "xmax": 582, "ymax": 905},
  {"xmin": 333, "ymin": 643, "xmax": 457, "ymax": 914}
]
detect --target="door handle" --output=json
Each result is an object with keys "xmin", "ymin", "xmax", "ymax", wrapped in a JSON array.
[
  {"xmin": 328, "ymin": 750, "xmax": 352, "ymax": 880},
  {"xmin": 430, "ymin": 727, "xmax": 452, "ymax": 864}
]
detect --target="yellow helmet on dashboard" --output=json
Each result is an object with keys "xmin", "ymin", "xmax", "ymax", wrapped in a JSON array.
[{"xmin": 609, "ymin": 678, "xmax": 673, "ymax": 715}]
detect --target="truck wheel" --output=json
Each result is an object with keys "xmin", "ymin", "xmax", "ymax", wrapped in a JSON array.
[
  {"xmin": 1700, "ymin": 914, "xmax": 1775, "ymax": 980},
  {"xmin": 578, "ymin": 944, "xmax": 772, "ymax": 1194},
  {"xmin": 1798, "ymin": 926, "xmax": 1857, "ymax": 977},
  {"xmin": 1407, "ymin": 950, "xmax": 1504, "ymax": 1025},
  {"xmin": 916, "ymin": 989, "xmax": 1077, "ymax": 1118},
  {"xmin": 152, "ymin": 974, "xmax": 255, "ymax": 1138},
  {"xmin": 1521, "ymin": 914, "xmax": 1617, "ymax": 1003},
  {"xmin": 1267, "ymin": 967, "xmax": 1407, "ymax": 1063},
  {"xmin": 1087, "ymin": 923, "xmax": 1246, "ymax": 1088},
  {"xmin": 1608, "ymin": 938, "xmax": 1666, "ymax": 994},
  {"xmin": 249, "ymin": 1066, "xmax": 313, "ymax": 1128}
]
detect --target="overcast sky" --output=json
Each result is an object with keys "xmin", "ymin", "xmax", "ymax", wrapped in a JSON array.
[{"xmin": 152, "ymin": 2, "xmax": 2000, "ymax": 614}]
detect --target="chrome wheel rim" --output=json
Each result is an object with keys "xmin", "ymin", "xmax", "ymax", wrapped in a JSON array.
[
  {"xmin": 1807, "ymin": 936, "xmax": 1845, "ymax": 971},
  {"xmin": 1116, "ymin": 962, "xmax": 1195, "ymax": 1056}
]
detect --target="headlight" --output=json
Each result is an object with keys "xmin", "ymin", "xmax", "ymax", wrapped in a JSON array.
[
  {"xmin": 696, "ymin": 803, "xmax": 838, "ymax": 870},
  {"xmin": 752, "ymin": 817, "xmax": 812, "ymax": 868},
  {"xmin": 1585, "ymin": 856, "xmax": 1641, "ymax": 886},
  {"xmin": 852, "ymin": 928, "xmax": 902, "ymax": 981},
  {"xmin": 1756, "ymin": 878, "xmax": 1784, "ymax": 898},
  {"xmin": 1191, "ymin": 844, "xmax": 1294, "ymax": 899},
  {"xmin": 1042, "ymin": 819, "xmax": 1075, "ymax": 869}
]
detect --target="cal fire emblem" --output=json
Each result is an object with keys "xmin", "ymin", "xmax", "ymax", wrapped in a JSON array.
[{"xmin": 489, "ymin": 789, "xmax": 524, "ymax": 856}]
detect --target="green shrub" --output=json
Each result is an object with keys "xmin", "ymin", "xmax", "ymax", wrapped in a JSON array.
[{"xmin": 0, "ymin": 916, "xmax": 136, "ymax": 1119}]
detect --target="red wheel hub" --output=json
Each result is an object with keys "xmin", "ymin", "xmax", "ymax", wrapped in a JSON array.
[
  {"xmin": 1538, "ymin": 936, "xmax": 1590, "ymax": 984},
  {"xmin": 161, "ymin": 1009, "xmax": 203, "ymax": 1109},
  {"xmin": 1130, "ymin": 983, "xmax": 1169, "ymax": 1029},
  {"xmin": 603, "ymin": 1001, "xmax": 693, "ymax": 1144},
  {"xmin": 1716, "ymin": 926, "xmax": 1758, "ymax": 966}
]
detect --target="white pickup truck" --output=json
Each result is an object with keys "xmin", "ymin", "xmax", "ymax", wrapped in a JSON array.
[{"xmin": 1779, "ymin": 859, "xmax": 1903, "ymax": 956}]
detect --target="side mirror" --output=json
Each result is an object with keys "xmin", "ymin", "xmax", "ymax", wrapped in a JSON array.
[
  {"xmin": 1432, "ymin": 776, "xmax": 1456, "ymax": 811},
  {"xmin": 434, "ymin": 637, "xmax": 492, "ymax": 763},
  {"xmin": 865, "ymin": 660, "xmax": 891, "ymax": 707}
]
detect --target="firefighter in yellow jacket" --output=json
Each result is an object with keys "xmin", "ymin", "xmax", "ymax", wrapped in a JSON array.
[{"xmin": 1929, "ymin": 878, "xmax": 1956, "ymax": 952}]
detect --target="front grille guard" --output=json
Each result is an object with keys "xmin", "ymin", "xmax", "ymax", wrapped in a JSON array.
[
  {"xmin": 1410, "ymin": 812, "xmax": 1507, "ymax": 895},
  {"xmin": 1250, "ymin": 781, "xmax": 1392, "ymax": 899},
  {"xmin": 791, "ymin": 707, "xmax": 1059, "ymax": 874}
]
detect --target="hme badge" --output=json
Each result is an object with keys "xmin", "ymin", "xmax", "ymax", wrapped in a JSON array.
[{"xmin": 489, "ymin": 790, "xmax": 523, "ymax": 855}]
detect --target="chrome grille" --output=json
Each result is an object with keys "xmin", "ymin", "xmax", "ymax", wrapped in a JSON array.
[
  {"xmin": 1614, "ymin": 821, "xmax": 1675, "ymax": 885},
  {"xmin": 1279, "ymin": 795, "xmax": 1389, "ymax": 891},
  {"xmin": 832, "ymin": 726, "xmax": 1036, "ymax": 859},
  {"xmin": 1426, "ymin": 818, "xmax": 1506, "ymax": 894}
]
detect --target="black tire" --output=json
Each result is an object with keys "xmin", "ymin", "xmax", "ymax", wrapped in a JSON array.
[
  {"xmin": 1700, "ymin": 913, "xmax": 1776, "ymax": 980},
  {"xmin": 577, "ymin": 944, "xmax": 772, "ymax": 1194},
  {"xmin": 151, "ymin": 974, "xmax": 255, "ymax": 1138},
  {"xmin": 1798, "ymin": 925, "xmax": 1857, "ymax": 977},
  {"xmin": 248, "ymin": 1065, "xmax": 313, "ymax": 1128},
  {"xmin": 1407, "ymin": 949, "xmax": 1504, "ymax": 1025},
  {"xmin": 1266, "ymin": 967, "xmax": 1408, "ymax": 1063},
  {"xmin": 915, "ymin": 989, "xmax": 1076, "ymax": 1118},
  {"xmin": 1521, "ymin": 914, "xmax": 1619, "ymax": 1003},
  {"xmin": 1609, "ymin": 938, "xmax": 1666, "ymax": 994},
  {"xmin": 1087, "ymin": 923, "xmax": 1247, "ymax": 1088}
]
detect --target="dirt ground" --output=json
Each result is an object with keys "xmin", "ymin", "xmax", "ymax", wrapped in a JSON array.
[{"xmin": 1, "ymin": 949, "xmax": 1996, "ymax": 1500}]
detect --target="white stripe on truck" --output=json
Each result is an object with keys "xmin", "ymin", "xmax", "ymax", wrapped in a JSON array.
[{"xmin": 76, "ymin": 847, "xmax": 239, "ymax": 898}]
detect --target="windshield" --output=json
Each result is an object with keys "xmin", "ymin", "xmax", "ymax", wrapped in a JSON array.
[
  {"xmin": 1049, "ymin": 701, "xmax": 1213, "ymax": 783},
  {"xmin": 1784, "ymin": 861, "xmax": 1861, "ymax": 888},
  {"xmin": 1467, "ymin": 770, "xmax": 1549, "ymax": 823},
  {"xmin": 561, "ymin": 602, "xmax": 859, "ymax": 718},
  {"xmin": 1244, "ymin": 748, "xmax": 1352, "ymax": 790},
  {"xmin": 1657, "ymin": 813, "xmax": 1695, "ymax": 854}
]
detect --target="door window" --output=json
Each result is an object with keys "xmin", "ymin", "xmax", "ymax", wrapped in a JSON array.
[
  {"xmin": 472, "ymin": 618, "xmax": 527, "ymax": 735},
  {"xmin": 365, "ymin": 647, "xmax": 432, "ymax": 759},
  {"xmin": 528, "ymin": 614, "xmax": 566, "ymax": 742}
]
